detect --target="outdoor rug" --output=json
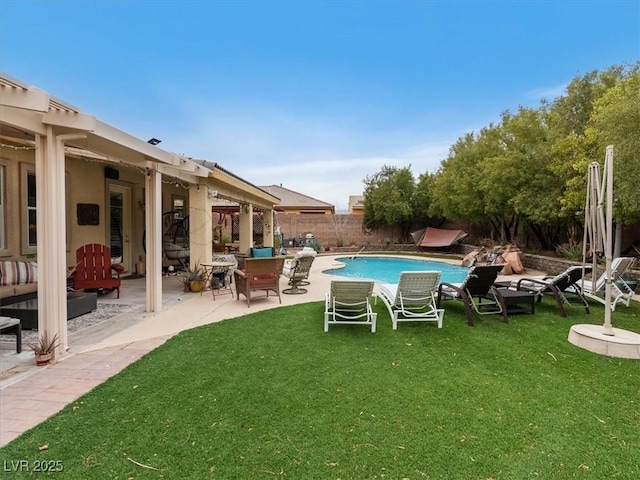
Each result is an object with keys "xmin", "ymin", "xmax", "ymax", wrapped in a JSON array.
[{"xmin": 0, "ymin": 303, "xmax": 138, "ymax": 345}]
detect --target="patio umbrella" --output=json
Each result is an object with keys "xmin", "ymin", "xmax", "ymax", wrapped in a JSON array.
[{"xmin": 582, "ymin": 145, "xmax": 615, "ymax": 335}]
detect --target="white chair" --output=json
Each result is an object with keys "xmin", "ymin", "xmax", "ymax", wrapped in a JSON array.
[
  {"xmin": 378, "ymin": 271, "xmax": 444, "ymax": 329},
  {"xmin": 324, "ymin": 281, "xmax": 377, "ymax": 333},
  {"xmin": 577, "ymin": 257, "xmax": 636, "ymax": 310}
]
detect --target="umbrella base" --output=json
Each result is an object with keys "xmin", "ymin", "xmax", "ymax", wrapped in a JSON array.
[{"xmin": 569, "ymin": 324, "xmax": 640, "ymax": 359}]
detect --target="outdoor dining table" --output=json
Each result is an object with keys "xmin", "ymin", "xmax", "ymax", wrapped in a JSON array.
[{"xmin": 201, "ymin": 260, "xmax": 236, "ymax": 299}]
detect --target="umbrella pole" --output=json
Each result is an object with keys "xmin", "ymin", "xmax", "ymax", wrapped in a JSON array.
[{"xmin": 602, "ymin": 146, "xmax": 614, "ymax": 336}]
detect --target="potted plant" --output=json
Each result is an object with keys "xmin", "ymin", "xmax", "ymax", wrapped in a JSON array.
[
  {"xmin": 178, "ymin": 262, "xmax": 207, "ymax": 293},
  {"xmin": 29, "ymin": 331, "xmax": 60, "ymax": 366}
]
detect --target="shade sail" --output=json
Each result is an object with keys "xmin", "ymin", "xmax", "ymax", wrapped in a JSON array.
[
  {"xmin": 417, "ymin": 227, "xmax": 468, "ymax": 248},
  {"xmin": 410, "ymin": 228, "xmax": 426, "ymax": 245}
]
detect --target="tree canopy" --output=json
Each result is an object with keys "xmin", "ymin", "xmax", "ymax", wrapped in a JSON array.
[{"xmin": 362, "ymin": 63, "xmax": 640, "ymax": 249}]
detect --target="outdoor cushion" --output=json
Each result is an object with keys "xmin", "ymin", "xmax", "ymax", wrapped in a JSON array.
[
  {"xmin": 251, "ymin": 247, "xmax": 273, "ymax": 258},
  {"xmin": 237, "ymin": 269, "xmax": 276, "ymax": 285},
  {"xmin": 249, "ymin": 274, "xmax": 276, "ymax": 286},
  {"xmin": 0, "ymin": 261, "xmax": 38, "ymax": 286}
]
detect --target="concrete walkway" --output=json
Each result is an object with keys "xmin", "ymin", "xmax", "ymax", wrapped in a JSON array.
[{"xmin": 1, "ymin": 254, "xmax": 633, "ymax": 447}]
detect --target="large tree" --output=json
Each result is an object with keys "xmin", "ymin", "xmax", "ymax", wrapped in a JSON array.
[
  {"xmin": 363, "ymin": 165, "xmax": 417, "ymax": 242},
  {"xmin": 430, "ymin": 131, "xmax": 489, "ymax": 222},
  {"xmin": 585, "ymin": 68, "xmax": 640, "ymax": 227}
]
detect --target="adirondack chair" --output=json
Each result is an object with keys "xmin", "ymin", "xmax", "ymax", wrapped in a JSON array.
[{"xmin": 73, "ymin": 244, "xmax": 124, "ymax": 298}]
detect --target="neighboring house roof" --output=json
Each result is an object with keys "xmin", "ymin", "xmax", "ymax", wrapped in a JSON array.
[{"xmin": 259, "ymin": 185, "xmax": 334, "ymax": 212}]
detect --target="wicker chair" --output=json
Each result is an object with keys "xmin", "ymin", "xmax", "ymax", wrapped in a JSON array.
[{"xmin": 233, "ymin": 257, "xmax": 285, "ymax": 307}]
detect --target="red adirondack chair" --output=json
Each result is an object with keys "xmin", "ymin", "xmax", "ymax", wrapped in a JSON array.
[{"xmin": 73, "ymin": 244, "xmax": 124, "ymax": 298}]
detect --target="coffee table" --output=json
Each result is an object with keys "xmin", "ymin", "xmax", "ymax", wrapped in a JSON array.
[
  {"xmin": 1, "ymin": 291, "xmax": 98, "ymax": 330},
  {"xmin": 493, "ymin": 285, "xmax": 535, "ymax": 315}
]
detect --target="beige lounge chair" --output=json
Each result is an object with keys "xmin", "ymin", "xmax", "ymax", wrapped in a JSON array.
[
  {"xmin": 378, "ymin": 271, "xmax": 444, "ymax": 329},
  {"xmin": 324, "ymin": 281, "xmax": 377, "ymax": 333}
]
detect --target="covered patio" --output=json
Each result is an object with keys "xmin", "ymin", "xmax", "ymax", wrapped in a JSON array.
[{"xmin": 0, "ymin": 73, "xmax": 280, "ymax": 363}]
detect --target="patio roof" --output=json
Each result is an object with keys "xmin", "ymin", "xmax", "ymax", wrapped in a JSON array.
[{"xmin": 0, "ymin": 73, "xmax": 211, "ymax": 184}]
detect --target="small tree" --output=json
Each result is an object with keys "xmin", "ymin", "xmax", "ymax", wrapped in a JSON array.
[{"xmin": 329, "ymin": 213, "xmax": 351, "ymax": 247}]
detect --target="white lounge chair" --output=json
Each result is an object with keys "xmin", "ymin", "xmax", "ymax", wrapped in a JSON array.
[
  {"xmin": 324, "ymin": 281, "xmax": 377, "ymax": 333},
  {"xmin": 378, "ymin": 271, "xmax": 444, "ymax": 330},
  {"xmin": 577, "ymin": 257, "xmax": 636, "ymax": 311}
]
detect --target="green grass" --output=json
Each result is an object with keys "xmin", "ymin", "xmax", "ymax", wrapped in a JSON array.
[{"xmin": 2, "ymin": 297, "xmax": 640, "ymax": 479}]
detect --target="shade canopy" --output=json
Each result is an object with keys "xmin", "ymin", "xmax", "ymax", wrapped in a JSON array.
[{"xmin": 415, "ymin": 227, "xmax": 468, "ymax": 248}]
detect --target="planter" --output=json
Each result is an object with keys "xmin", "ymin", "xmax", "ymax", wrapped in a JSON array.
[
  {"xmin": 190, "ymin": 281, "xmax": 204, "ymax": 293},
  {"xmin": 182, "ymin": 283, "xmax": 191, "ymax": 292},
  {"xmin": 35, "ymin": 352, "xmax": 52, "ymax": 366}
]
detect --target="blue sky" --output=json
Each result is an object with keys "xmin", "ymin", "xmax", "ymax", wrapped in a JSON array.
[{"xmin": 1, "ymin": 1, "xmax": 638, "ymax": 210}]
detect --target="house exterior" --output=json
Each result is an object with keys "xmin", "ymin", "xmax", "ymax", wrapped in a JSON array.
[
  {"xmin": 260, "ymin": 185, "xmax": 334, "ymax": 215},
  {"xmin": 348, "ymin": 195, "xmax": 365, "ymax": 214},
  {"xmin": 0, "ymin": 73, "xmax": 279, "ymax": 360}
]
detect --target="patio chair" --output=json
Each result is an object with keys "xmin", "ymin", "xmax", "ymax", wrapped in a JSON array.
[
  {"xmin": 574, "ymin": 257, "xmax": 635, "ymax": 311},
  {"xmin": 282, "ymin": 247, "xmax": 317, "ymax": 290},
  {"xmin": 324, "ymin": 281, "xmax": 377, "ymax": 333},
  {"xmin": 511, "ymin": 265, "xmax": 593, "ymax": 317},
  {"xmin": 282, "ymin": 255, "xmax": 316, "ymax": 294},
  {"xmin": 233, "ymin": 257, "xmax": 285, "ymax": 307},
  {"xmin": 73, "ymin": 243, "xmax": 124, "ymax": 298},
  {"xmin": 378, "ymin": 271, "xmax": 444, "ymax": 329},
  {"xmin": 437, "ymin": 264, "xmax": 507, "ymax": 326}
]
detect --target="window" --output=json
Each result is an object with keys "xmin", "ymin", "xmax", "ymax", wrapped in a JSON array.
[
  {"xmin": 20, "ymin": 163, "xmax": 37, "ymax": 255},
  {"xmin": 27, "ymin": 171, "xmax": 37, "ymax": 246}
]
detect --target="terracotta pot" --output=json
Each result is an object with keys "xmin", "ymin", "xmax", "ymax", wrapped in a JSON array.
[{"xmin": 35, "ymin": 352, "xmax": 52, "ymax": 366}]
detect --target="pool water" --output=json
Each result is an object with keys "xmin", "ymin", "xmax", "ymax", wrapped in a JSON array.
[{"xmin": 323, "ymin": 256, "xmax": 469, "ymax": 284}]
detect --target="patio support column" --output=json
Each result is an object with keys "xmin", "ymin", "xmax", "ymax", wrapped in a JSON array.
[
  {"xmin": 35, "ymin": 128, "xmax": 71, "ymax": 360},
  {"xmin": 238, "ymin": 203, "xmax": 253, "ymax": 253},
  {"xmin": 263, "ymin": 209, "xmax": 274, "ymax": 248},
  {"xmin": 188, "ymin": 185, "xmax": 213, "ymax": 267},
  {"xmin": 145, "ymin": 167, "xmax": 162, "ymax": 312}
]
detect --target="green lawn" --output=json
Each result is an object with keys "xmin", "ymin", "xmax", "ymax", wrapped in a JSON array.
[{"xmin": 1, "ymin": 296, "xmax": 639, "ymax": 479}]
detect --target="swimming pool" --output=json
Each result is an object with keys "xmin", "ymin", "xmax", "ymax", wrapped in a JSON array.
[{"xmin": 323, "ymin": 256, "xmax": 469, "ymax": 284}]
